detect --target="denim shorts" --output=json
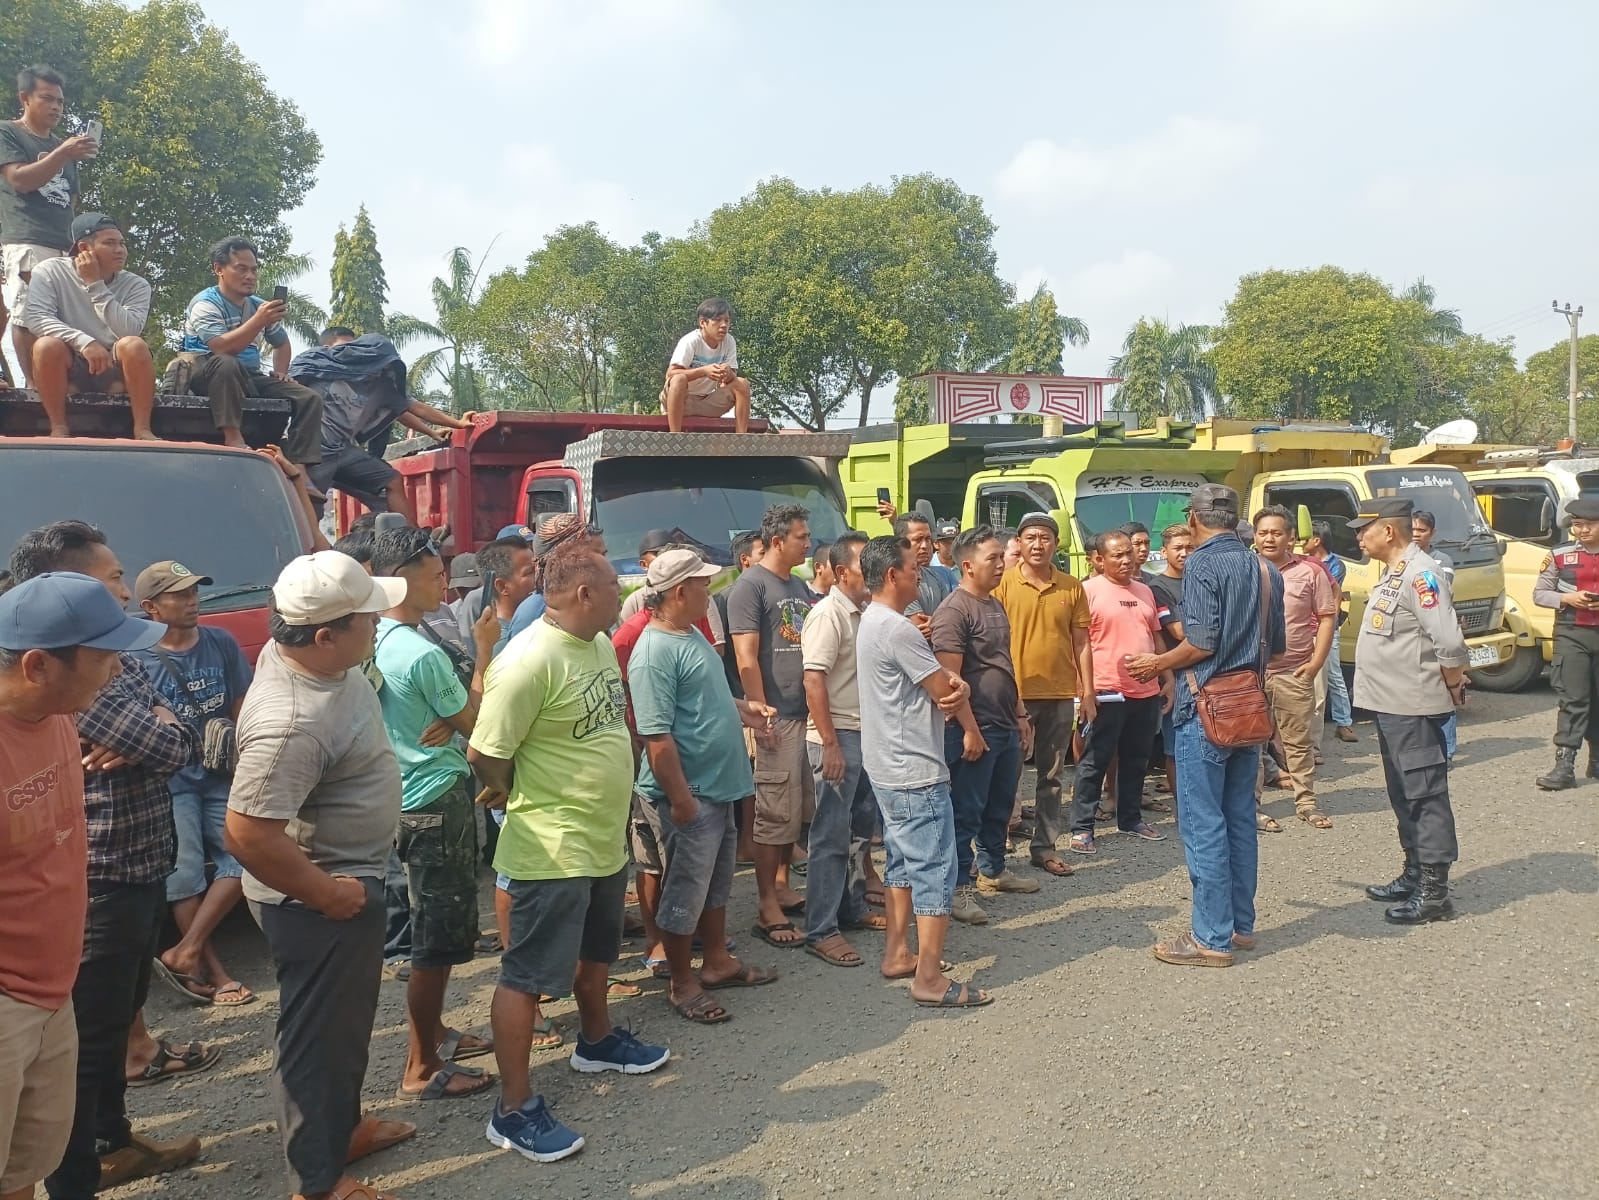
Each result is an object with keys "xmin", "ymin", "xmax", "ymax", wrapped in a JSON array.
[
  {"xmin": 166, "ymin": 784, "xmax": 241, "ymax": 902},
  {"xmin": 875, "ymin": 780, "xmax": 957, "ymax": 917},
  {"xmin": 652, "ymin": 798, "xmax": 737, "ymax": 936},
  {"xmin": 498, "ymin": 867, "xmax": 628, "ymax": 999}
]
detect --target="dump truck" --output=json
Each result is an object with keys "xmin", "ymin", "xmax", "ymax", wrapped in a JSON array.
[
  {"xmin": 346, "ymin": 412, "xmax": 854, "ymax": 591},
  {"xmin": 0, "ymin": 388, "xmax": 319, "ymax": 659}
]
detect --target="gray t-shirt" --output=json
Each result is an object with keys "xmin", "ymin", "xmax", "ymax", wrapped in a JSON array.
[
  {"xmin": 726, "ymin": 563, "xmax": 814, "ymax": 720},
  {"xmin": 0, "ymin": 121, "xmax": 78, "ymax": 249},
  {"xmin": 228, "ymin": 641, "xmax": 401, "ymax": 905},
  {"xmin": 858, "ymin": 601, "xmax": 948, "ymax": 790}
]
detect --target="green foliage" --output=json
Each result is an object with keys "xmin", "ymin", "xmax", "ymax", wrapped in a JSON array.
[
  {"xmin": 1109, "ymin": 319, "xmax": 1216, "ymax": 424},
  {"xmin": 1520, "ymin": 333, "xmax": 1599, "ymax": 442},
  {"xmin": 256, "ymin": 251, "xmax": 327, "ymax": 346},
  {"xmin": 0, "ymin": 0, "xmax": 321, "ymax": 344},
  {"xmin": 389, "ymin": 247, "xmax": 492, "ymax": 413},
  {"xmin": 327, "ymin": 205, "xmax": 388, "ymax": 335}
]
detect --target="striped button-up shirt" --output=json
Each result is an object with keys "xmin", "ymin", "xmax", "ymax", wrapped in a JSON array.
[
  {"xmin": 76, "ymin": 655, "xmax": 200, "ymax": 885},
  {"xmin": 1175, "ymin": 534, "xmax": 1286, "ymax": 725}
]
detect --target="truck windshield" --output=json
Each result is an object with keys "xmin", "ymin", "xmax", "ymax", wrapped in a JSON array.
[
  {"xmin": 592, "ymin": 457, "xmax": 850, "ymax": 570},
  {"xmin": 1367, "ymin": 467, "xmax": 1498, "ymax": 567},
  {"xmin": 1074, "ymin": 471, "xmax": 1211, "ymax": 551},
  {"xmin": 0, "ymin": 444, "xmax": 305, "ymax": 613}
]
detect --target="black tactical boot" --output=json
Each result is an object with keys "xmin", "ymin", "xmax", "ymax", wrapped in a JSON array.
[
  {"xmin": 1536, "ymin": 747, "xmax": 1578, "ymax": 791},
  {"xmin": 1384, "ymin": 862, "xmax": 1453, "ymax": 924},
  {"xmin": 1365, "ymin": 853, "xmax": 1419, "ymax": 902},
  {"xmin": 1587, "ymin": 745, "xmax": 1599, "ymax": 780}
]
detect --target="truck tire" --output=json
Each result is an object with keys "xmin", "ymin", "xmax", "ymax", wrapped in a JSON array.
[{"xmin": 1468, "ymin": 644, "xmax": 1544, "ymax": 693}]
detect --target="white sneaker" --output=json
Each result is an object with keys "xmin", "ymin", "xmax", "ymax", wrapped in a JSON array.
[{"xmin": 951, "ymin": 885, "xmax": 989, "ymax": 925}]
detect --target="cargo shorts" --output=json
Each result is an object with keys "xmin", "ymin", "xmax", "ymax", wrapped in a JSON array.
[
  {"xmin": 752, "ymin": 716, "xmax": 815, "ymax": 846},
  {"xmin": 394, "ymin": 780, "xmax": 480, "ymax": 970}
]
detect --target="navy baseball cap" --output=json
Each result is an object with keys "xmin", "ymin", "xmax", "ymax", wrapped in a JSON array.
[
  {"xmin": 497, "ymin": 524, "xmax": 536, "ymax": 541},
  {"xmin": 0, "ymin": 572, "xmax": 166, "ymax": 652}
]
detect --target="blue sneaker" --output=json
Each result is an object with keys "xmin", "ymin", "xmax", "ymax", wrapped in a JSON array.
[
  {"xmin": 569, "ymin": 1025, "xmax": 670, "ymax": 1075},
  {"xmin": 485, "ymin": 1095, "xmax": 584, "ymax": 1162}
]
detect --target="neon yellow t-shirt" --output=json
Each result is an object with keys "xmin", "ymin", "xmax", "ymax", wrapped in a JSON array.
[{"xmin": 469, "ymin": 618, "xmax": 632, "ymax": 881}]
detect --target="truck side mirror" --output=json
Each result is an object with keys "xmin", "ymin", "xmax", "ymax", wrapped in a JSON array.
[
  {"xmin": 1050, "ymin": 509, "xmax": 1073, "ymax": 552},
  {"xmin": 1539, "ymin": 498, "xmax": 1556, "ymax": 539},
  {"xmin": 1296, "ymin": 504, "xmax": 1313, "ymax": 542}
]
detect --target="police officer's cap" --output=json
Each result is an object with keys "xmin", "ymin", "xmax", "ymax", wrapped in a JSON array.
[
  {"xmin": 1566, "ymin": 496, "xmax": 1599, "ymax": 521},
  {"xmin": 1347, "ymin": 496, "xmax": 1414, "ymax": 529}
]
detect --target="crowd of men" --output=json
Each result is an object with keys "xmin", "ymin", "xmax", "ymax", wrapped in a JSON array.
[{"xmin": 0, "ymin": 466, "xmax": 1497, "ymax": 1199}]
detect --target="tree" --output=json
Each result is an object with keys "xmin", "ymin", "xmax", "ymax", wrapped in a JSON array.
[
  {"xmin": 1522, "ymin": 333, "xmax": 1599, "ymax": 443},
  {"xmin": 256, "ymin": 251, "xmax": 328, "ymax": 346},
  {"xmin": 1108, "ymin": 319, "xmax": 1216, "ymax": 424},
  {"xmin": 0, "ymin": 0, "xmax": 321, "ymax": 342},
  {"xmin": 388, "ymin": 247, "xmax": 492, "ymax": 413},
  {"xmin": 327, "ymin": 205, "xmax": 388, "ymax": 335},
  {"xmin": 1211, "ymin": 266, "xmax": 1418, "ymax": 428}
]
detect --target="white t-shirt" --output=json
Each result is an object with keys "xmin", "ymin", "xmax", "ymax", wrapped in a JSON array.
[{"xmin": 670, "ymin": 330, "xmax": 738, "ymax": 396}]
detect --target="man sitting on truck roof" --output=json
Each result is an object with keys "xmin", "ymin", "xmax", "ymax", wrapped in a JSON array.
[
  {"xmin": 20, "ymin": 212, "xmax": 157, "ymax": 440},
  {"xmin": 173, "ymin": 236, "xmax": 326, "ymax": 465},
  {"xmin": 661, "ymin": 298, "xmax": 751, "ymax": 434}
]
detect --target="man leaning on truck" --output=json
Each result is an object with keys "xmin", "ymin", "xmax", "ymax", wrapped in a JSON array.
[{"xmin": 20, "ymin": 213, "xmax": 157, "ymax": 440}]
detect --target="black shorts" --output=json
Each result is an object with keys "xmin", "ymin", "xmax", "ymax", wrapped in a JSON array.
[
  {"xmin": 308, "ymin": 445, "xmax": 398, "ymax": 508},
  {"xmin": 498, "ymin": 867, "xmax": 628, "ymax": 998},
  {"xmin": 394, "ymin": 782, "xmax": 479, "ymax": 970}
]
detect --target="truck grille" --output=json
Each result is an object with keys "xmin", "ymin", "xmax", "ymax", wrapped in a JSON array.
[{"xmin": 1455, "ymin": 597, "xmax": 1495, "ymax": 635}]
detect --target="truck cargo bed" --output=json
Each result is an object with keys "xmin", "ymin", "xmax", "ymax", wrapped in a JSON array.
[{"xmin": 0, "ymin": 386, "xmax": 291, "ymax": 445}]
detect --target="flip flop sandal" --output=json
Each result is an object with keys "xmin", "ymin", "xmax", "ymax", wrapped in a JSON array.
[
  {"xmin": 210, "ymin": 980, "xmax": 256, "ymax": 1007},
  {"xmin": 750, "ymin": 921, "xmax": 804, "ymax": 950},
  {"xmin": 804, "ymin": 938, "xmax": 864, "ymax": 968},
  {"xmin": 531, "ymin": 1016, "xmax": 563, "ymax": 1051},
  {"xmin": 1299, "ymin": 810, "xmax": 1334, "ymax": 829},
  {"xmin": 644, "ymin": 956, "xmax": 672, "ymax": 979},
  {"xmin": 607, "ymin": 978, "xmax": 643, "ymax": 999},
  {"xmin": 1092, "ymin": 806, "xmax": 1115, "ymax": 824},
  {"xmin": 437, "ymin": 1027, "xmax": 494, "ymax": 1062},
  {"xmin": 703, "ymin": 963, "xmax": 780, "ymax": 990},
  {"xmin": 1142, "ymin": 798, "xmax": 1174, "ymax": 813},
  {"xmin": 1068, "ymin": 835, "xmax": 1097, "ymax": 856},
  {"xmin": 673, "ymin": 991, "xmax": 732, "ymax": 1024},
  {"xmin": 790, "ymin": 859, "xmax": 808, "ymax": 875},
  {"xmin": 864, "ymin": 890, "xmax": 887, "ymax": 908},
  {"xmin": 881, "ymin": 959, "xmax": 952, "ymax": 980},
  {"xmin": 127, "ymin": 1040, "xmax": 221, "ymax": 1087},
  {"xmin": 842, "ymin": 913, "xmax": 889, "ymax": 932},
  {"xmin": 397, "ymin": 1061, "xmax": 495, "ymax": 1101},
  {"xmin": 914, "ymin": 980, "xmax": 993, "ymax": 1008},
  {"xmin": 345, "ymin": 1116, "xmax": 417, "ymax": 1164},
  {"xmin": 331, "ymin": 1178, "xmax": 403, "ymax": 1200},
  {"xmin": 1256, "ymin": 813, "xmax": 1284, "ymax": 833},
  {"xmin": 150, "ymin": 959, "xmax": 214, "ymax": 1006},
  {"xmin": 779, "ymin": 899, "xmax": 807, "ymax": 915},
  {"xmin": 1030, "ymin": 855, "xmax": 1074, "ymax": 877}
]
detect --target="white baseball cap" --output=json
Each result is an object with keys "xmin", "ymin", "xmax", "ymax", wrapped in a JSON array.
[
  {"xmin": 645, "ymin": 547, "xmax": 721, "ymax": 594},
  {"xmin": 273, "ymin": 551, "xmax": 408, "ymax": 626}
]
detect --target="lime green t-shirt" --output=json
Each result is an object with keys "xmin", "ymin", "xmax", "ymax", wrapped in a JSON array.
[{"xmin": 469, "ymin": 618, "xmax": 632, "ymax": 881}]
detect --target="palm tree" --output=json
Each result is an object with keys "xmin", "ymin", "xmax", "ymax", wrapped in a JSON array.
[
  {"xmin": 389, "ymin": 244, "xmax": 497, "ymax": 413},
  {"xmin": 1402, "ymin": 278, "xmax": 1463, "ymax": 344},
  {"xmin": 1108, "ymin": 319, "xmax": 1218, "ymax": 423},
  {"xmin": 255, "ymin": 252, "xmax": 328, "ymax": 346}
]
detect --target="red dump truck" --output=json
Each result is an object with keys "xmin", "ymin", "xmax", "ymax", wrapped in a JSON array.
[
  {"xmin": 0, "ymin": 389, "xmax": 318, "ymax": 659},
  {"xmin": 339, "ymin": 412, "xmax": 855, "ymax": 577}
]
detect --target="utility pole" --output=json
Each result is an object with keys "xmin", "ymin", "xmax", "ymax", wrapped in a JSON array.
[{"xmin": 1554, "ymin": 301, "xmax": 1583, "ymax": 442}]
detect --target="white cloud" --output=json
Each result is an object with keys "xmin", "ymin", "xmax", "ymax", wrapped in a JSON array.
[
  {"xmin": 1056, "ymin": 250, "xmax": 1179, "ymax": 314},
  {"xmin": 1224, "ymin": 0, "xmax": 1456, "ymax": 41},
  {"xmin": 461, "ymin": 0, "xmax": 704, "ymax": 70},
  {"xmin": 995, "ymin": 116, "xmax": 1263, "ymax": 213}
]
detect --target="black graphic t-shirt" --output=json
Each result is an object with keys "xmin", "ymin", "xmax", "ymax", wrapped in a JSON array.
[
  {"xmin": 0, "ymin": 121, "xmax": 79, "ymax": 249},
  {"xmin": 725, "ymin": 563, "xmax": 814, "ymax": 720}
]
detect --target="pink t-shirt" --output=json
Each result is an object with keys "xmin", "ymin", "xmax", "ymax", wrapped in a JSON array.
[{"xmin": 1083, "ymin": 575, "xmax": 1161, "ymax": 700}]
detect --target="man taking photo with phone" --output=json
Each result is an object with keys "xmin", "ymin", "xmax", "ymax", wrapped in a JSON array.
[{"xmin": 173, "ymin": 236, "xmax": 324, "ymax": 464}]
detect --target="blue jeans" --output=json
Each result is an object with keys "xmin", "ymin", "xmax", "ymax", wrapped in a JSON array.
[
  {"xmin": 804, "ymin": 730, "xmax": 877, "ymax": 943},
  {"xmin": 1442, "ymin": 712, "xmax": 1457, "ymax": 761},
  {"xmin": 166, "ymin": 781, "xmax": 242, "ymax": 902},
  {"xmin": 1325, "ymin": 661, "xmax": 1353, "ymax": 728},
  {"xmin": 945, "ymin": 723, "xmax": 1023, "ymax": 885},
  {"xmin": 876, "ymin": 780, "xmax": 957, "ymax": 917},
  {"xmin": 1174, "ymin": 717, "xmax": 1259, "ymax": 951}
]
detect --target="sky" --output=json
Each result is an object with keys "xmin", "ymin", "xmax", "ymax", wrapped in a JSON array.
[{"xmin": 189, "ymin": 0, "xmax": 1596, "ymax": 424}]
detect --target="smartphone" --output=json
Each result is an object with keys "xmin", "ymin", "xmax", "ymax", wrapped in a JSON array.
[
  {"xmin": 877, "ymin": 487, "xmax": 892, "ymax": 505},
  {"xmin": 83, "ymin": 119, "xmax": 103, "ymax": 145},
  {"xmin": 271, "ymin": 285, "xmax": 289, "ymax": 305},
  {"xmin": 480, "ymin": 569, "xmax": 498, "ymax": 601},
  {"xmin": 373, "ymin": 512, "xmax": 407, "ymax": 532}
]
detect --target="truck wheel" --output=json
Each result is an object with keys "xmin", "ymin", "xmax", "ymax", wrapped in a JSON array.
[{"xmin": 1468, "ymin": 645, "xmax": 1544, "ymax": 693}]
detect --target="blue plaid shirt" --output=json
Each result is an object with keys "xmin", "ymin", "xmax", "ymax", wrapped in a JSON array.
[{"xmin": 1174, "ymin": 534, "xmax": 1286, "ymax": 725}]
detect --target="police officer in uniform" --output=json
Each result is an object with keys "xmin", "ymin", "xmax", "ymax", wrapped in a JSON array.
[
  {"xmin": 1532, "ymin": 495, "xmax": 1599, "ymax": 789},
  {"xmin": 1350, "ymin": 497, "xmax": 1469, "ymax": 923}
]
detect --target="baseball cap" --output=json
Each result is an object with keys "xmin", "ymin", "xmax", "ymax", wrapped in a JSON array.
[
  {"xmin": 448, "ymin": 552, "xmax": 481, "ymax": 588},
  {"xmin": 638, "ymin": 528, "xmax": 675, "ymax": 557},
  {"xmin": 1017, "ymin": 513, "xmax": 1059, "ymax": 537},
  {"xmin": 1187, "ymin": 482, "xmax": 1239, "ymax": 516},
  {"xmin": 1347, "ymin": 496, "xmax": 1414, "ymax": 530},
  {"xmin": 134, "ymin": 560, "xmax": 213, "ymax": 603},
  {"xmin": 645, "ymin": 548, "xmax": 721, "ymax": 594},
  {"xmin": 272, "ymin": 551, "xmax": 407, "ymax": 626},
  {"xmin": 497, "ymin": 524, "xmax": 536, "ymax": 542},
  {"xmin": 1567, "ymin": 496, "xmax": 1599, "ymax": 521},
  {"xmin": 70, "ymin": 212, "xmax": 120, "ymax": 244},
  {"xmin": 0, "ymin": 572, "xmax": 165, "ymax": 653},
  {"xmin": 935, "ymin": 518, "xmax": 960, "ymax": 540}
]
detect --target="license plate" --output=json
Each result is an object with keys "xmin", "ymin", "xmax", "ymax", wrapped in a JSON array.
[{"xmin": 1467, "ymin": 645, "xmax": 1501, "ymax": 668}]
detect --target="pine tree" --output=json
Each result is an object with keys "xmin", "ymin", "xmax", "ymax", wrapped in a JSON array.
[{"xmin": 327, "ymin": 205, "xmax": 389, "ymax": 334}]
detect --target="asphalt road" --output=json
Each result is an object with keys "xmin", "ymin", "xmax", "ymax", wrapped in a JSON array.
[{"xmin": 115, "ymin": 681, "xmax": 1597, "ymax": 1200}]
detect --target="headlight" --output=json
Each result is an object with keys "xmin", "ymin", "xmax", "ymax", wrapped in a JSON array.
[{"xmin": 1490, "ymin": 595, "xmax": 1505, "ymax": 629}]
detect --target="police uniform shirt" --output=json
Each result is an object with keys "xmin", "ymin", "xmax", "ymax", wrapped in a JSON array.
[
  {"xmin": 1532, "ymin": 540, "xmax": 1599, "ymax": 629},
  {"xmin": 1353, "ymin": 542, "xmax": 1470, "ymax": 715}
]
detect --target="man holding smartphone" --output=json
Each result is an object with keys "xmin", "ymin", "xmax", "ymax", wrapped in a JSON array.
[
  {"xmin": 1534, "ymin": 496, "xmax": 1599, "ymax": 790},
  {"xmin": 174, "ymin": 236, "xmax": 324, "ymax": 464}
]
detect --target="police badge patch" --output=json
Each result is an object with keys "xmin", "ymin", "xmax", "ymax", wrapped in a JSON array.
[{"xmin": 1413, "ymin": 571, "xmax": 1440, "ymax": 609}]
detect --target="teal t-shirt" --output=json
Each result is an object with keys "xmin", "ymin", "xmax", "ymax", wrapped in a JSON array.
[
  {"xmin": 629, "ymin": 623, "xmax": 754, "ymax": 805},
  {"xmin": 374, "ymin": 618, "xmax": 471, "ymax": 810}
]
